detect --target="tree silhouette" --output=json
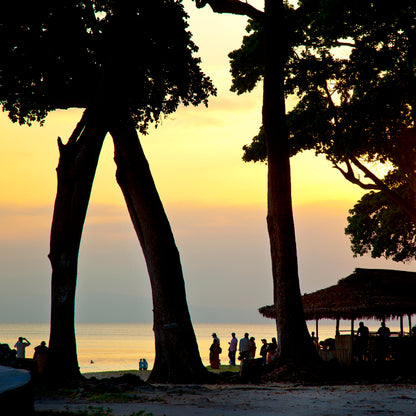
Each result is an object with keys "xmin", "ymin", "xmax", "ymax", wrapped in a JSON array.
[
  {"xmin": 0, "ymin": 0, "xmax": 215, "ymax": 382},
  {"xmin": 196, "ymin": 0, "xmax": 319, "ymax": 368},
  {"xmin": 240, "ymin": 1, "xmax": 416, "ymax": 262}
]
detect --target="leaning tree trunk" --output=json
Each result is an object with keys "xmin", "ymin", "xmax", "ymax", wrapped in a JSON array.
[
  {"xmin": 263, "ymin": 0, "xmax": 319, "ymax": 366},
  {"xmin": 47, "ymin": 109, "xmax": 108, "ymax": 382},
  {"xmin": 110, "ymin": 112, "xmax": 208, "ymax": 383}
]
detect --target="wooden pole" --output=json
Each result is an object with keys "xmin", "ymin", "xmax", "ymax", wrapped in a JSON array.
[
  {"xmin": 315, "ymin": 318, "xmax": 319, "ymax": 346},
  {"xmin": 400, "ymin": 315, "xmax": 404, "ymax": 337},
  {"xmin": 351, "ymin": 319, "xmax": 355, "ymax": 336},
  {"xmin": 336, "ymin": 318, "xmax": 340, "ymax": 336},
  {"xmin": 409, "ymin": 314, "xmax": 412, "ymax": 334}
]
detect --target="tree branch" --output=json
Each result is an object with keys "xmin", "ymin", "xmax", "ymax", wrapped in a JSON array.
[
  {"xmin": 83, "ymin": 0, "xmax": 101, "ymax": 38},
  {"xmin": 349, "ymin": 155, "xmax": 416, "ymax": 222},
  {"xmin": 65, "ymin": 110, "xmax": 88, "ymax": 147},
  {"xmin": 331, "ymin": 158, "xmax": 378, "ymax": 190},
  {"xmin": 323, "ymin": 80, "xmax": 340, "ymax": 126},
  {"xmin": 195, "ymin": 0, "xmax": 265, "ymax": 24},
  {"xmin": 349, "ymin": 156, "xmax": 391, "ymax": 191},
  {"xmin": 335, "ymin": 40, "xmax": 355, "ymax": 48},
  {"xmin": 333, "ymin": 156, "xmax": 416, "ymax": 221}
]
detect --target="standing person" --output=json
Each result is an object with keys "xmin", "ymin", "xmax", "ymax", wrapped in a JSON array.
[
  {"xmin": 356, "ymin": 321, "xmax": 369, "ymax": 361},
  {"xmin": 14, "ymin": 337, "xmax": 30, "ymax": 359},
  {"xmin": 212, "ymin": 332, "xmax": 220, "ymax": 346},
  {"xmin": 311, "ymin": 331, "xmax": 318, "ymax": 348},
  {"xmin": 212, "ymin": 333, "xmax": 222, "ymax": 355},
  {"xmin": 33, "ymin": 341, "xmax": 48, "ymax": 374},
  {"xmin": 209, "ymin": 337, "xmax": 221, "ymax": 369},
  {"xmin": 142, "ymin": 359, "xmax": 148, "ymax": 371},
  {"xmin": 376, "ymin": 321, "xmax": 391, "ymax": 361},
  {"xmin": 377, "ymin": 322, "xmax": 390, "ymax": 337},
  {"xmin": 228, "ymin": 332, "xmax": 238, "ymax": 366},
  {"xmin": 260, "ymin": 339, "xmax": 268, "ymax": 365},
  {"xmin": 266, "ymin": 337, "xmax": 277, "ymax": 364},
  {"xmin": 248, "ymin": 337, "xmax": 256, "ymax": 359},
  {"xmin": 238, "ymin": 333, "xmax": 250, "ymax": 361}
]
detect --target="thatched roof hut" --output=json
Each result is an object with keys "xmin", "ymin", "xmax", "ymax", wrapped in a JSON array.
[{"xmin": 259, "ymin": 268, "xmax": 416, "ymax": 322}]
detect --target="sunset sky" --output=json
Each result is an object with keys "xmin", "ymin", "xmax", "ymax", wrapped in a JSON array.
[{"xmin": 0, "ymin": 0, "xmax": 414, "ymax": 324}]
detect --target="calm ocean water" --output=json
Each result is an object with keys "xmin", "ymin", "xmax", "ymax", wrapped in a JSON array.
[{"xmin": 0, "ymin": 320, "xmax": 404, "ymax": 374}]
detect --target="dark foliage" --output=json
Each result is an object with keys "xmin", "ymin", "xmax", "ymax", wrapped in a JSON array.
[
  {"xmin": 230, "ymin": 0, "xmax": 416, "ymax": 261},
  {"xmin": 346, "ymin": 187, "xmax": 416, "ymax": 262},
  {"xmin": 0, "ymin": 0, "xmax": 216, "ymax": 131}
]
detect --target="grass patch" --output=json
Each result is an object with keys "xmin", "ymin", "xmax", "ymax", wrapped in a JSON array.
[
  {"xmin": 35, "ymin": 406, "xmax": 114, "ymax": 416},
  {"xmin": 206, "ymin": 364, "xmax": 240, "ymax": 373},
  {"xmin": 35, "ymin": 406, "xmax": 155, "ymax": 416},
  {"xmin": 84, "ymin": 392, "xmax": 141, "ymax": 403}
]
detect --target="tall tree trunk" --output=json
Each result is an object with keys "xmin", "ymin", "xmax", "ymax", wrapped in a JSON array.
[
  {"xmin": 263, "ymin": 0, "xmax": 318, "ymax": 365},
  {"xmin": 47, "ymin": 109, "xmax": 108, "ymax": 382},
  {"xmin": 197, "ymin": 0, "xmax": 319, "ymax": 369},
  {"xmin": 110, "ymin": 112, "xmax": 208, "ymax": 383}
]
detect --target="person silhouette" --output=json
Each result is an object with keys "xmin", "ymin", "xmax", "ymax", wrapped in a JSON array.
[
  {"xmin": 14, "ymin": 337, "xmax": 30, "ymax": 359},
  {"xmin": 33, "ymin": 341, "xmax": 48, "ymax": 374},
  {"xmin": 377, "ymin": 322, "xmax": 390, "ymax": 337},
  {"xmin": 228, "ymin": 333, "xmax": 237, "ymax": 365},
  {"xmin": 238, "ymin": 333, "xmax": 250, "ymax": 361},
  {"xmin": 356, "ymin": 321, "xmax": 369, "ymax": 360}
]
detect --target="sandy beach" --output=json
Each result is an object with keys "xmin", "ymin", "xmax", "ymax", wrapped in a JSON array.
[{"xmin": 34, "ymin": 371, "xmax": 416, "ymax": 415}]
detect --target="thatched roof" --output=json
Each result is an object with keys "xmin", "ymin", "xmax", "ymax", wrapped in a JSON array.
[{"xmin": 259, "ymin": 268, "xmax": 416, "ymax": 321}]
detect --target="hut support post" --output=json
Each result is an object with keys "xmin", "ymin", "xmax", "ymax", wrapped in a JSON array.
[
  {"xmin": 400, "ymin": 315, "xmax": 404, "ymax": 337},
  {"xmin": 350, "ymin": 319, "xmax": 354, "ymax": 336},
  {"xmin": 336, "ymin": 318, "xmax": 340, "ymax": 336},
  {"xmin": 315, "ymin": 319, "xmax": 319, "ymax": 346}
]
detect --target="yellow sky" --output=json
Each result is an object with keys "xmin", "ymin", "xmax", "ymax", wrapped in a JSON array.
[{"xmin": 0, "ymin": 102, "xmax": 363, "ymax": 210}]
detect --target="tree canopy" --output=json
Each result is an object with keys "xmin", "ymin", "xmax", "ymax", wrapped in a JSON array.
[
  {"xmin": 0, "ymin": 0, "xmax": 215, "ymax": 129},
  {"xmin": 233, "ymin": 0, "xmax": 416, "ymax": 261}
]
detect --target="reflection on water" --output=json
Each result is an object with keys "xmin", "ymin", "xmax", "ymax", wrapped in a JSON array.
[{"xmin": 0, "ymin": 320, "xmax": 405, "ymax": 373}]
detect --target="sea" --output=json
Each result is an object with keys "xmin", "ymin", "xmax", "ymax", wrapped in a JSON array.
[{"xmin": 0, "ymin": 320, "xmax": 405, "ymax": 374}]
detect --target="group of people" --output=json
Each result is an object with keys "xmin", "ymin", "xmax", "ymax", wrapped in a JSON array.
[
  {"xmin": 16, "ymin": 337, "xmax": 49, "ymax": 374},
  {"xmin": 312, "ymin": 321, "xmax": 397, "ymax": 361},
  {"xmin": 209, "ymin": 332, "xmax": 278, "ymax": 369},
  {"xmin": 139, "ymin": 358, "xmax": 148, "ymax": 371},
  {"xmin": 3, "ymin": 336, "xmax": 50, "ymax": 374},
  {"xmin": 355, "ymin": 321, "xmax": 392, "ymax": 361}
]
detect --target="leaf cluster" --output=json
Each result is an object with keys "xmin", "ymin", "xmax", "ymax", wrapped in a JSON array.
[
  {"xmin": 0, "ymin": 0, "xmax": 216, "ymax": 131},
  {"xmin": 292, "ymin": 1, "xmax": 416, "ymax": 261},
  {"xmin": 229, "ymin": 0, "xmax": 416, "ymax": 261},
  {"xmin": 303, "ymin": 0, "xmax": 416, "ymax": 164},
  {"xmin": 345, "ymin": 175, "xmax": 416, "ymax": 262},
  {"xmin": 229, "ymin": 20, "xmax": 264, "ymax": 95},
  {"xmin": 237, "ymin": 0, "xmax": 416, "ymax": 164}
]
